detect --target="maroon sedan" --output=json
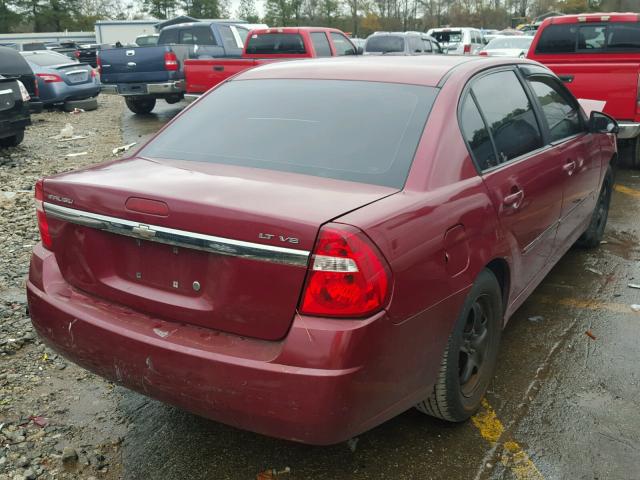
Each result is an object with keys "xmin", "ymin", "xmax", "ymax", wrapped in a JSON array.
[{"xmin": 28, "ymin": 56, "xmax": 617, "ymax": 445}]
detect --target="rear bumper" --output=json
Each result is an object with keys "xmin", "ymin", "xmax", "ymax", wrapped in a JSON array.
[
  {"xmin": 101, "ymin": 82, "xmax": 183, "ymax": 96},
  {"xmin": 617, "ymin": 122, "xmax": 640, "ymax": 140},
  {"xmin": 26, "ymin": 244, "xmax": 457, "ymax": 444}
]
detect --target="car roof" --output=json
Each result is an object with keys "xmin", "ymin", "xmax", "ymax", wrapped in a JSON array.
[
  {"xmin": 236, "ymin": 55, "xmax": 523, "ymax": 87},
  {"xmin": 544, "ymin": 12, "xmax": 639, "ymax": 25},
  {"xmin": 369, "ymin": 31, "xmax": 422, "ymax": 36}
]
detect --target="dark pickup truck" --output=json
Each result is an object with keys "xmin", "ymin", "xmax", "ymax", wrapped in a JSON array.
[
  {"xmin": 99, "ymin": 21, "xmax": 263, "ymax": 114},
  {"xmin": 0, "ymin": 76, "xmax": 32, "ymax": 147}
]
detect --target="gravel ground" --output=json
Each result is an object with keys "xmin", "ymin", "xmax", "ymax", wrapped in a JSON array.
[{"xmin": 0, "ymin": 96, "xmax": 128, "ymax": 480}]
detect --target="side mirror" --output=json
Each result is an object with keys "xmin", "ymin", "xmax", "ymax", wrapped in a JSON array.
[
  {"xmin": 589, "ymin": 111, "xmax": 618, "ymax": 135},
  {"xmin": 356, "ymin": 46, "xmax": 364, "ymax": 55}
]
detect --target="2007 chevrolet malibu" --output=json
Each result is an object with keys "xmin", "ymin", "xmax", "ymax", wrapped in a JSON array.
[{"xmin": 28, "ymin": 56, "xmax": 618, "ymax": 445}]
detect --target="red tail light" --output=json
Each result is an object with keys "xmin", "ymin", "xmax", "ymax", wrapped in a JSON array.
[
  {"xmin": 36, "ymin": 73, "xmax": 63, "ymax": 83},
  {"xmin": 35, "ymin": 180, "xmax": 53, "ymax": 250},
  {"xmin": 463, "ymin": 44, "xmax": 471, "ymax": 54},
  {"xmin": 299, "ymin": 224, "xmax": 391, "ymax": 318},
  {"xmin": 90, "ymin": 68, "xmax": 96, "ymax": 78},
  {"xmin": 73, "ymin": 50, "xmax": 80, "ymax": 58},
  {"xmin": 164, "ymin": 51, "xmax": 178, "ymax": 71},
  {"xmin": 479, "ymin": 50, "xmax": 488, "ymax": 56},
  {"xmin": 636, "ymin": 73, "xmax": 640, "ymax": 115},
  {"xmin": 96, "ymin": 54, "xmax": 102, "ymax": 75},
  {"xmin": 33, "ymin": 76, "xmax": 39, "ymax": 97}
]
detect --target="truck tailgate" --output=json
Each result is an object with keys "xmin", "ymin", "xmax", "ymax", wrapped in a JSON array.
[
  {"xmin": 184, "ymin": 58, "xmax": 261, "ymax": 94},
  {"xmin": 99, "ymin": 46, "xmax": 174, "ymax": 84}
]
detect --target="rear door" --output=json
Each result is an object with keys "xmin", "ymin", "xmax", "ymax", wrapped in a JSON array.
[
  {"xmin": 461, "ymin": 68, "xmax": 565, "ymax": 296},
  {"xmin": 522, "ymin": 69, "xmax": 601, "ymax": 244}
]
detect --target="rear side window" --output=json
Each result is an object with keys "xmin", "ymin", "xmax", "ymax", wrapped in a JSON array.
[
  {"xmin": 219, "ymin": 25, "xmax": 240, "ymax": 50},
  {"xmin": 365, "ymin": 35, "xmax": 404, "ymax": 53},
  {"xmin": 472, "ymin": 71, "xmax": 543, "ymax": 164},
  {"xmin": 142, "ymin": 79, "xmax": 437, "ymax": 188},
  {"xmin": 310, "ymin": 32, "xmax": 332, "ymax": 57},
  {"xmin": 460, "ymin": 95, "xmax": 498, "ymax": 170},
  {"xmin": 179, "ymin": 27, "xmax": 217, "ymax": 46},
  {"xmin": 422, "ymin": 39, "xmax": 432, "ymax": 52},
  {"xmin": 245, "ymin": 33, "xmax": 305, "ymax": 54},
  {"xmin": 330, "ymin": 33, "xmax": 356, "ymax": 55},
  {"xmin": 431, "ymin": 31, "xmax": 462, "ymax": 44},
  {"xmin": 578, "ymin": 25, "xmax": 606, "ymax": 50},
  {"xmin": 527, "ymin": 77, "xmax": 583, "ymax": 142},
  {"xmin": 408, "ymin": 36, "xmax": 423, "ymax": 53}
]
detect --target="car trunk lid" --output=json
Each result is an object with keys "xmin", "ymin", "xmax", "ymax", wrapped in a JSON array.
[{"xmin": 41, "ymin": 157, "xmax": 397, "ymax": 340}]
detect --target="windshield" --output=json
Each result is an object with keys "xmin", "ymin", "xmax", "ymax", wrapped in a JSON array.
[
  {"xmin": 431, "ymin": 31, "xmax": 463, "ymax": 44},
  {"xmin": 245, "ymin": 33, "xmax": 306, "ymax": 54},
  {"xmin": 487, "ymin": 37, "xmax": 532, "ymax": 49},
  {"xmin": 22, "ymin": 52, "xmax": 74, "ymax": 66},
  {"xmin": 365, "ymin": 36, "xmax": 405, "ymax": 53},
  {"xmin": 142, "ymin": 79, "xmax": 437, "ymax": 188}
]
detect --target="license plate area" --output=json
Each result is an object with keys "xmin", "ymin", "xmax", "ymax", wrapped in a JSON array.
[{"xmin": 118, "ymin": 84, "xmax": 148, "ymax": 95}]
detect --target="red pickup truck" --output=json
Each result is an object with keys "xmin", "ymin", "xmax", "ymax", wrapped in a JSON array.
[
  {"xmin": 184, "ymin": 27, "xmax": 360, "ymax": 98},
  {"xmin": 527, "ymin": 13, "xmax": 640, "ymax": 167}
]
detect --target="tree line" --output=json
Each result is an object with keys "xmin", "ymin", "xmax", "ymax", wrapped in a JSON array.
[{"xmin": 0, "ymin": 0, "xmax": 637, "ymax": 37}]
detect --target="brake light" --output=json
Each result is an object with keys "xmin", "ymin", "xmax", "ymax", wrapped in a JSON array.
[
  {"xmin": 479, "ymin": 50, "xmax": 488, "ymax": 56},
  {"xmin": 34, "ymin": 180, "xmax": 52, "ymax": 250},
  {"xmin": 96, "ymin": 54, "xmax": 102, "ymax": 75},
  {"xmin": 463, "ymin": 44, "xmax": 471, "ymax": 54},
  {"xmin": 73, "ymin": 50, "xmax": 80, "ymax": 58},
  {"xmin": 17, "ymin": 81, "xmax": 30, "ymax": 102},
  {"xmin": 299, "ymin": 224, "xmax": 391, "ymax": 318},
  {"xmin": 33, "ymin": 76, "xmax": 39, "ymax": 97},
  {"xmin": 36, "ymin": 73, "xmax": 62, "ymax": 83},
  {"xmin": 90, "ymin": 68, "xmax": 96, "ymax": 78},
  {"xmin": 164, "ymin": 51, "xmax": 178, "ymax": 71}
]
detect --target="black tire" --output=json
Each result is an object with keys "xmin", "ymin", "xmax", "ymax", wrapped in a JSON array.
[
  {"xmin": 63, "ymin": 97, "xmax": 98, "ymax": 112},
  {"xmin": 631, "ymin": 136, "xmax": 640, "ymax": 169},
  {"xmin": 0, "ymin": 130, "xmax": 25, "ymax": 147},
  {"xmin": 416, "ymin": 269, "xmax": 502, "ymax": 421},
  {"xmin": 575, "ymin": 165, "xmax": 613, "ymax": 248},
  {"xmin": 124, "ymin": 96, "xmax": 156, "ymax": 114}
]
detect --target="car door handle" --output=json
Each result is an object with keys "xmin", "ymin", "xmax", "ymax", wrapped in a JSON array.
[
  {"xmin": 559, "ymin": 74, "xmax": 574, "ymax": 83},
  {"xmin": 213, "ymin": 66, "xmax": 224, "ymax": 71},
  {"xmin": 563, "ymin": 160, "xmax": 576, "ymax": 175},
  {"xmin": 503, "ymin": 189, "xmax": 524, "ymax": 209}
]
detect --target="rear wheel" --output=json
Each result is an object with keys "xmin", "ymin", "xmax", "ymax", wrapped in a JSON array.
[
  {"xmin": 416, "ymin": 269, "xmax": 502, "ymax": 421},
  {"xmin": 64, "ymin": 97, "xmax": 98, "ymax": 112},
  {"xmin": 0, "ymin": 130, "xmax": 25, "ymax": 147},
  {"xmin": 575, "ymin": 165, "xmax": 613, "ymax": 248},
  {"xmin": 124, "ymin": 96, "xmax": 156, "ymax": 114}
]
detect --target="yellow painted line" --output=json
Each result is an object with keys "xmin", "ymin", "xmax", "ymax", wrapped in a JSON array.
[
  {"xmin": 471, "ymin": 399, "xmax": 544, "ymax": 480},
  {"xmin": 536, "ymin": 296, "xmax": 639, "ymax": 315},
  {"xmin": 614, "ymin": 184, "xmax": 640, "ymax": 199}
]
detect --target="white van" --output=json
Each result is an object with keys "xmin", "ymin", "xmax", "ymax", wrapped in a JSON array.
[{"xmin": 426, "ymin": 28, "xmax": 484, "ymax": 55}]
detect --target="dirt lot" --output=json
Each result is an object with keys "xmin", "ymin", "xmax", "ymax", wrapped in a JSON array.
[{"xmin": 1, "ymin": 98, "xmax": 640, "ymax": 480}]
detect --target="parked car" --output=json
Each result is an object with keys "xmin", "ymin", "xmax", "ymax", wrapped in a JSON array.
[
  {"xmin": 99, "ymin": 20, "xmax": 264, "ymax": 114},
  {"xmin": 0, "ymin": 46, "xmax": 43, "ymax": 113},
  {"xmin": 427, "ymin": 27, "xmax": 484, "ymax": 54},
  {"xmin": 0, "ymin": 75, "xmax": 31, "ymax": 147},
  {"xmin": 51, "ymin": 41, "xmax": 80, "ymax": 59},
  {"xmin": 73, "ymin": 44, "xmax": 99, "ymax": 68},
  {"xmin": 184, "ymin": 27, "xmax": 360, "ymax": 97},
  {"xmin": 28, "ymin": 55, "xmax": 617, "ymax": 445},
  {"xmin": 21, "ymin": 51, "xmax": 100, "ymax": 111},
  {"xmin": 527, "ymin": 12, "xmax": 640, "ymax": 167},
  {"xmin": 364, "ymin": 31, "xmax": 442, "ymax": 55},
  {"xmin": 479, "ymin": 36, "xmax": 533, "ymax": 57}
]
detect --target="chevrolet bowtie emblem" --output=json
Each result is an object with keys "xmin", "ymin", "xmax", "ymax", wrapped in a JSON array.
[{"xmin": 132, "ymin": 224, "xmax": 156, "ymax": 239}]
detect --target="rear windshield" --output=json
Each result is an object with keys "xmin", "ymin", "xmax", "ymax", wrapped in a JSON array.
[
  {"xmin": 23, "ymin": 52, "xmax": 73, "ymax": 67},
  {"xmin": 142, "ymin": 79, "xmax": 437, "ymax": 188},
  {"xmin": 536, "ymin": 22, "xmax": 640, "ymax": 53},
  {"xmin": 431, "ymin": 31, "xmax": 463, "ymax": 44},
  {"xmin": 245, "ymin": 33, "xmax": 306, "ymax": 54},
  {"xmin": 487, "ymin": 37, "xmax": 532, "ymax": 49},
  {"xmin": 365, "ymin": 36, "xmax": 405, "ymax": 53}
]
